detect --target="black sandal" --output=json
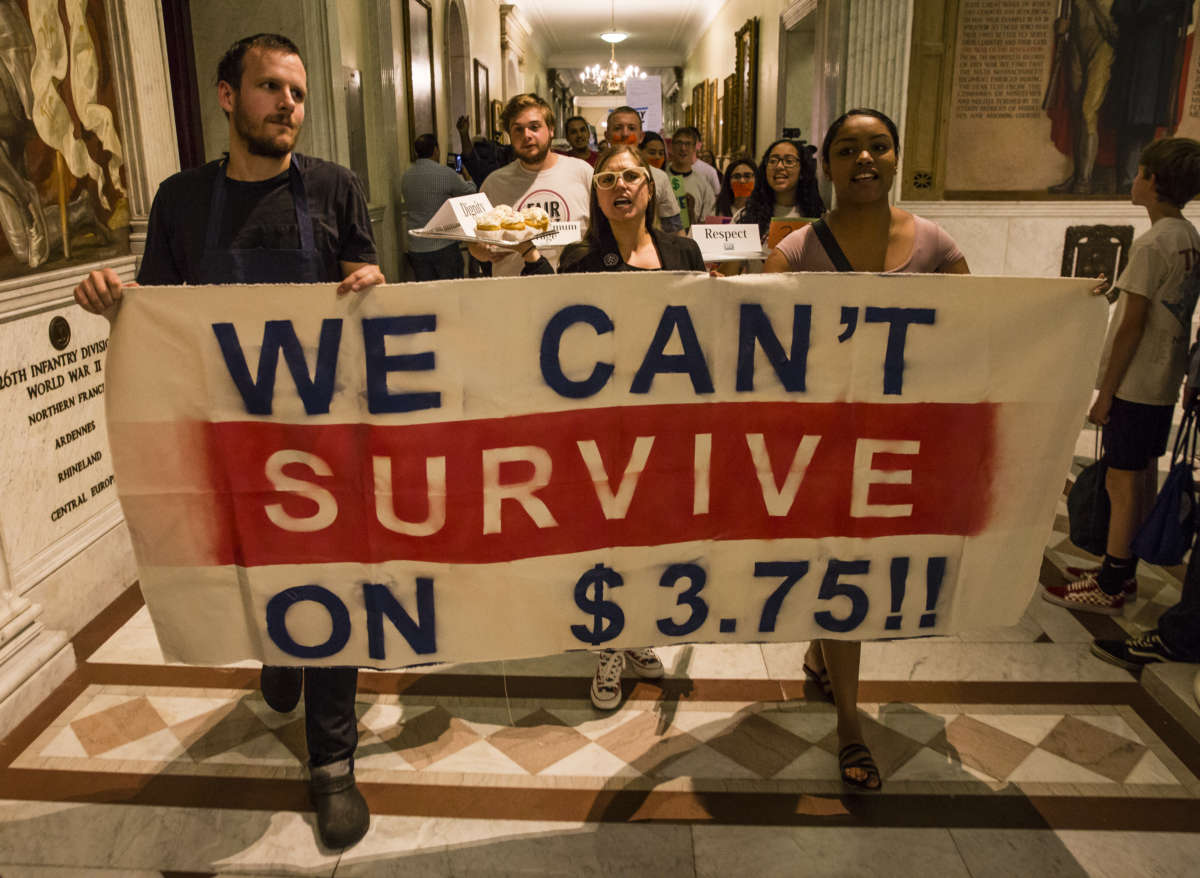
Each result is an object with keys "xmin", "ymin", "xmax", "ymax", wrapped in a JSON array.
[
  {"xmin": 838, "ymin": 742, "xmax": 881, "ymax": 791},
  {"xmin": 803, "ymin": 662, "xmax": 834, "ymax": 702}
]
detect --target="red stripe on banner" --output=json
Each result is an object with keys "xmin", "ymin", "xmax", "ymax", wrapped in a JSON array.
[{"xmin": 201, "ymin": 402, "xmax": 996, "ymax": 566}]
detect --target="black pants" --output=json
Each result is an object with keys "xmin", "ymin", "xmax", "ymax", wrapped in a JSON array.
[
  {"xmin": 407, "ymin": 244, "xmax": 464, "ymax": 281},
  {"xmin": 302, "ymin": 667, "xmax": 359, "ymax": 768}
]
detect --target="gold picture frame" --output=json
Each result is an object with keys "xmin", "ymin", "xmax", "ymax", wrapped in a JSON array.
[
  {"xmin": 734, "ymin": 18, "xmax": 759, "ymax": 158},
  {"xmin": 692, "ymin": 81, "xmax": 707, "ymax": 139},
  {"xmin": 723, "ymin": 73, "xmax": 737, "ymax": 156},
  {"xmin": 490, "ymin": 99, "xmax": 504, "ymax": 141},
  {"xmin": 402, "ymin": 0, "xmax": 437, "ymax": 161},
  {"xmin": 706, "ymin": 78, "xmax": 719, "ymax": 152}
]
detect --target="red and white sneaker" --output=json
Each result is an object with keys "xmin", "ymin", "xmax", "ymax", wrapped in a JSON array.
[
  {"xmin": 1063, "ymin": 565, "xmax": 1137, "ymax": 599},
  {"xmin": 1043, "ymin": 573, "xmax": 1127, "ymax": 616}
]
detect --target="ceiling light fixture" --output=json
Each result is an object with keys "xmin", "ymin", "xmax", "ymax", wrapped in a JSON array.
[
  {"xmin": 599, "ymin": 0, "xmax": 627, "ymax": 42},
  {"xmin": 580, "ymin": 1, "xmax": 645, "ymax": 94}
]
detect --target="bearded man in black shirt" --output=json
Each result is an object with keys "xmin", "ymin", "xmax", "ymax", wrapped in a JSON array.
[{"xmin": 74, "ymin": 33, "xmax": 383, "ymax": 850}]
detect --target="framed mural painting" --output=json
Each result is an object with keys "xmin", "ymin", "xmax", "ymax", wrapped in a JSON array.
[
  {"xmin": 735, "ymin": 18, "xmax": 759, "ymax": 158},
  {"xmin": 473, "ymin": 59, "xmax": 490, "ymax": 138},
  {"xmin": 904, "ymin": 0, "xmax": 1200, "ymax": 200},
  {"xmin": 402, "ymin": 0, "xmax": 437, "ymax": 161},
  {"xmin": 0, "ymin": 0, "xmax": 130, "ymax": 279}
]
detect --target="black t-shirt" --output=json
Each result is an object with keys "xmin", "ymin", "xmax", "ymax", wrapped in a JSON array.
[{"xmin": 137, "ymin": 154, "xmax": 377, "ymax": 284}]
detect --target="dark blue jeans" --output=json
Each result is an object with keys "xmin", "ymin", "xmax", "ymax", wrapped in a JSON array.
[
  {"xmin": 407, "ymin": 244, "xmax": 464, "ymax": 281},
  {"xmin": 303, "ymin": 667, "xmax": 359, "ymax": 768}
]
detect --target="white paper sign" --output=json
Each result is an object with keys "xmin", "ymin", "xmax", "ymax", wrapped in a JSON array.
[
  {"xmin": 418, "ymin": 193, "xmax": 493, "ymax": 236},
  {"xmin": 533, "ymin": 221, "xmax": 583, "ymax": 248},
  {"xmin": 625, "ymin": 76, "xmax": 662, "ymax": 135},
  {"xmin": 692, "ymin": 224, "xmax": 766, "ymax": 261}
]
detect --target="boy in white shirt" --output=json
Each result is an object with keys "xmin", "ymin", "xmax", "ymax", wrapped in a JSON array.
[{"xmin": 1046, "ymin": 137, "xmax": 1200, "ymax": 614}]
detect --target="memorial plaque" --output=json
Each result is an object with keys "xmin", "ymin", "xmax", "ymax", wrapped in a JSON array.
[
  {"xmin": 0, "ymin": 307, "xmax": 116, "ymax": 577},
  {"xmin": 944, "ymin": 0, "xmax": 1063, "ymax": 192}
]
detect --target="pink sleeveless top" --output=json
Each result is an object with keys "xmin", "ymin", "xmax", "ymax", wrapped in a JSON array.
[{"xmin": 776, "ymin": 215, "xmax": 964, "ymax": 273}]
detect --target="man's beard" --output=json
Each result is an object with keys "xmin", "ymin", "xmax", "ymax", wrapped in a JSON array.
[
  {"xmin": 516, "ymin": 138, "xmax": 550, "ymax": 165},
  {"xmin": 234, "ymin": 104, "xmax": 296, "ymax": 158}
]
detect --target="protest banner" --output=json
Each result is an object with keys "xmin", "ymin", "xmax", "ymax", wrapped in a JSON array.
[{"xmin": 104, "ymin": 272, "xmax": 1106, "ymax": 668}]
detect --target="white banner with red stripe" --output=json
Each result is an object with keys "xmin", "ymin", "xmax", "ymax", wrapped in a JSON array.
[{"xmin": 105, "ymin": 273, "xmax": 1106, "ymax": 667}]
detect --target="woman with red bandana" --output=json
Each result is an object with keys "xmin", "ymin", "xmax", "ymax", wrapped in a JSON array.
[
  {"xmin": 714, "ymin": 157, "xmax": 757, "ymax": 221},
  {"xmin": 639, "ymin": 131, "xmax": 667, "ymax": 169}
]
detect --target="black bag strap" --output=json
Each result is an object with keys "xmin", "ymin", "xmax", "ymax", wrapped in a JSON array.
[
  {"xmin": 1171, "ymin": 404, "xmax": 1199, "ymax": 466},
  {"xmin": 811, "ymin": 218, "xmax": 854, "ymax": 272}
]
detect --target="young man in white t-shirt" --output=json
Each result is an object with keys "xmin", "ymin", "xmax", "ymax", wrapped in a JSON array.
[
  {"xmin": 666, "ymin": 126, "xmax": 716, "ymax": 231},
  {"xmin": 1046, "ymin": 137, "xmax": 1200, "ymax": 616},
  {"xmin": 469, "ymin": 94, "xmax": 592, "ymax": 276}
]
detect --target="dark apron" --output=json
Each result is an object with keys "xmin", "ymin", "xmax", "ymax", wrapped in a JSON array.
[
  {"xmin": 201, "ymin": 159, "xmax": 358, "ymax": 759},
  {"xmin": 197, "ymin": 157, "xmax": 327, "ymax": 284}
]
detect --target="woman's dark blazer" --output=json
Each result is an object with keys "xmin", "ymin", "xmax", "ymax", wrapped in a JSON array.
[{"xmin": 519, "ymin": 228, "xmax": 706, "ymax": 275}]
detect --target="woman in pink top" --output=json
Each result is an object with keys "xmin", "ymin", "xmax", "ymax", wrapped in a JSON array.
[
  {"xmin": 767, "ymin": 109, "xmax": 968, "ymax": 275},
  {"xmin": 766, "ymin": 108, "xmax": 969, "ymax": 791}
]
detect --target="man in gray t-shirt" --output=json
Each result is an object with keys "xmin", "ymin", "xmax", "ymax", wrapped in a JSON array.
[{"xmin": 469, "ymin": 94, "xmax": 592, "ymax": 276}]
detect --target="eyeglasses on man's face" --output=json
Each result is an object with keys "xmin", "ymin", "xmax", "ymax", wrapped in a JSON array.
[
  {"xmin": 766, "ymin": 155, "xmax": 800, "ymax": 168},
  {"xmin": 594, "ymin": 167, "xmax": 649, "ymax": 189}
]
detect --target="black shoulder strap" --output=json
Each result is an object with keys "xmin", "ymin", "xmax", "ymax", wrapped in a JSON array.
[{"xmin": 811, "ymin": 218, "xmax": 854, "ymax": 272}]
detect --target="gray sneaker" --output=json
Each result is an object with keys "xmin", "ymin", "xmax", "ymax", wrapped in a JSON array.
[
  {"xmin": 590, "ymin": 649, "xmax": 624, "ymax": 710},
  {"xmin": 624, "ymin": 647, "xmax": 665, "ymax": 679}
]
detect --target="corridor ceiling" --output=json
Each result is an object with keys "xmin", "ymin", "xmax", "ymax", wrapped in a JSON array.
[{"xmin": 515, "ymin": 0, "xmax": 725, "ymax": 68}]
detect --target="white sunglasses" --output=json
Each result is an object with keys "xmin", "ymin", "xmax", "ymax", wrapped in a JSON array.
[{"xmin": 593, "ymin": 168, "xmax": 649, "ymax": 189}]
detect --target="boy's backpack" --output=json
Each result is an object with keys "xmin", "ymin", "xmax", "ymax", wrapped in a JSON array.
[
  {"xmin": 1068, "ymin": 434, "xmax": 1109, "ymax": 557},
  {"xmin": 1132, "ymin": 405, "xmax": 1199, "ymax": 566}
]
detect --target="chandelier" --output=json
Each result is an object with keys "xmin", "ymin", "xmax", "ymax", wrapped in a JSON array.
[
  {"xmin": 580, "ymin": 43, "xmax": 646, "ymax": 94},
  {"xmin": 578, "ymin": 1, "xmax": 646, "ymax": 94}
]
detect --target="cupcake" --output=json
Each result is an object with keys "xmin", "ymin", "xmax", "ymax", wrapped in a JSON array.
[
  {"xmin": 474, "ymin": 208, "xmax": 504, "ymax": 241},
  {"xmin": 501, "ymin": 215, "xmax": 528, "ymax": 241},
  {"xmin": 521, "ymin": 206, "xmax": 550, "ymax": 232}
]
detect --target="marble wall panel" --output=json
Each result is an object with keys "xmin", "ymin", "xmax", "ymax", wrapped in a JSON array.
[
  {"xmin": 0, "ymin": 306, "xmax": 117, "ymax": 583},
  {"xmin": 26, "ymin": 521, "xmax": 135, "ymax": 638},
  {"xmin": 927, "ymin": 216, "xmax": 1007, "ymax": 276}
]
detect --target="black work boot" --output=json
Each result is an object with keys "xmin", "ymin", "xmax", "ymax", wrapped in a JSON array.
[
  {"xmin": 310, "ymin": 762, "xmax": 369, "ymax": 848},
  {"xmin": 260, "ymin": 665, "xmax": 303, "ymax": 713}
]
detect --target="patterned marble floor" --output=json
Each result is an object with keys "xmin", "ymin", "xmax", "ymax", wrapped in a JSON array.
[{"xmin": 2, "ymin": 456, "xmax": 1200, "ymax": 876}]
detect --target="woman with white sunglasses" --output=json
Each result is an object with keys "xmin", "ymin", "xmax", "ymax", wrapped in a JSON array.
[
  {"xmin": 520, "ymin": 145, "xmax": 704, "ymax": 708},
  {"xmin": 557, "ymin": 145, "xmax": 705, "ymax": 275}
]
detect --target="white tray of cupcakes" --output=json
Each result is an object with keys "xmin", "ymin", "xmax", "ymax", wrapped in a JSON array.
[
  {"xmin": 472, "ymin": 206, "xmax": 553, "ymax": 247},
  {"xmin": 412, "ymin": 204, "xmax": 565, "ymax": 248}
]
